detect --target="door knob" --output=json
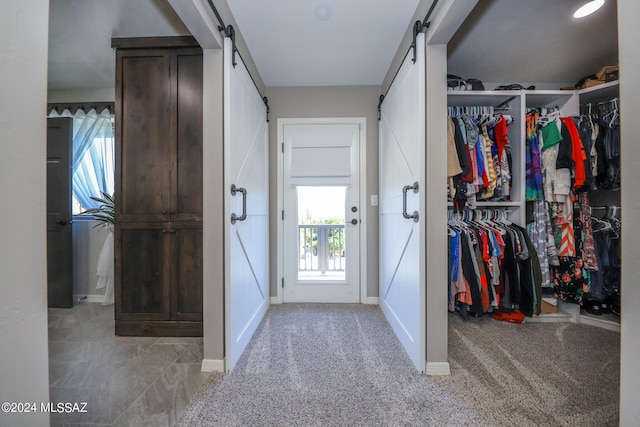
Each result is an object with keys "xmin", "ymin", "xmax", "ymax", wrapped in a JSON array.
[{"xmin": 350, "ymin": 218, "xmax": 358, "ymax": 225}]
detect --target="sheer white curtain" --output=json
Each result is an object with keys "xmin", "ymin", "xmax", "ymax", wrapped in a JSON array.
[
  {"xmin": 48, "ymin": 106, "xmax": 115, "ymax": 305},
  {"xmin": 48, "ymin": 107, "xmax": 114, "ymax": 209}
]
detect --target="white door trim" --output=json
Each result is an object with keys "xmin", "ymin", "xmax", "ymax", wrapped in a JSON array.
[{"xmin": 276, "ymin": 117, "xmax": 367, "ymax": 304}]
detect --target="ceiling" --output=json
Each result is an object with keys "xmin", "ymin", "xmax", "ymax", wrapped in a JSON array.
[
  {"xmin": 48, "ymin": 0, "xmax": 189, "ymax": 90},
  {"xmin": 48, "ymin": 0, "xmax": 619, "ymax": 91},
  {"xmin": 224, "ymin": 0, "xmax": 421, "ymax": 86},
  {"xmin": 448, "ymin": 0, "xmax": 618, "ymax": 88}
]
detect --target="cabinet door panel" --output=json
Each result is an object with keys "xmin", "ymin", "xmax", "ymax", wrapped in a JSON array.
[
  {"xmin": 116, "ymin": 224, "xmax": 170, "ymax": 320},
  {"xmin": 173, "ymin": 50, "xmax": 203, "ymax": 221},
  {"xmin": 172, "ymin": 225, "xmax": 203, "ymax": 321},
  {"xmin": 114, "ymin": 43, "xmax": 203, "ymax": 335},
  {"xmin": 117, "ymin": 50, "xmax": 171, "ymax": 222}
]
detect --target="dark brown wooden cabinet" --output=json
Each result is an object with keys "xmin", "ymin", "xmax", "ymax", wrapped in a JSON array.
[{"xmin": 113, "ymin": 37, "xmax": 203, "ymax": 336}]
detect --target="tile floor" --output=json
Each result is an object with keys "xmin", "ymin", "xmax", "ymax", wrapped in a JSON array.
[{"xmin": 48, "ymin": 302, "xmax": 215, "ymax": 426}]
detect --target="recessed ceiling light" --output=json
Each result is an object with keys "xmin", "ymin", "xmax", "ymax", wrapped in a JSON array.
[
  {"xmin": 573, "ymin": 0, "xmax": 605, "ymax": 18},
  {"xmin": 314, "ymin": 3, "xmax": 332, "ymax": 21}
]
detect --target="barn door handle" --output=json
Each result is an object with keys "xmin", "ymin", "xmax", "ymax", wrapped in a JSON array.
[
  {"xmin": 230, "ymin": 184, "xmax": 247, "ymax": 224},
  {"xmin": 402, "ymin": 181, "xmax": 419, "ymax": 223}
]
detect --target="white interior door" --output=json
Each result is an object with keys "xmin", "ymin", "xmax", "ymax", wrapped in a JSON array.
[
  {"xmin": 224, "ymin": 38, "xmax": 269, "ymax": 371},
  {"xmin": 282, "ymin": 123, "xmax": 360, "ymax": 303},
  {"xmin": 379, "ymin": 34, "xmax": 426, "ymax": 372}
]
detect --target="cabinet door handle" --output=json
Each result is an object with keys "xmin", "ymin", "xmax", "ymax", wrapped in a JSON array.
[
  {"xmin": 402, "ymin": 181, "xmax": 420, "ymax": 223},
  {"xmin": 230, "ymin": 184, "xmax": 247, "ymax": 224}
]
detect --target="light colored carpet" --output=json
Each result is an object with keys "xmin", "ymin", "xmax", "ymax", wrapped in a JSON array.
[{"xmin": 179, "ymin": 304, "xmax": 619, "ymax": 426}]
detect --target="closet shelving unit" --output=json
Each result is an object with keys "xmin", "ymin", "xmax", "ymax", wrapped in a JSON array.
[
  {"xmin": 522, "ymin": 89, "xmax": 580, "ymax": 325},
  {"xmin": 579, "ymin": 80, "xmax": 620, "ymax": 104},
  {"xmin": 577, "ymin": 80, "xmax": 621, "ymax": 332},
  {"xmin": 447, "ymin": 91, "xmax": 526, "ymax": 225},
  {"xmin": 446, "ymin": 82, "xmax": 621, "ymax": 331}
]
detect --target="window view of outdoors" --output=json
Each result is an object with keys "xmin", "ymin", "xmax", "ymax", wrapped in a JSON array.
[{"xmin": 297, "ymin": 186, "xmax": 347, "ymax": 281}]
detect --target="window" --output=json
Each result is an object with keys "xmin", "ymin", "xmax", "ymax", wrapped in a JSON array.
[{"xmin": 49, "ymin": 106, "xmax": 115, "ymax": 214}]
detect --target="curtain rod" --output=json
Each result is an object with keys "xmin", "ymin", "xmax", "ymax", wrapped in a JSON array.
[
  {"xmin": 205, "ymin": 0, "xmax": 270, "ymax": 121},
  {"xmin": 378, "ymin": 0, "xmax": 440, "ymax": 119}
]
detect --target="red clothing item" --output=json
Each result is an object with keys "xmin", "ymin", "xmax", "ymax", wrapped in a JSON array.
[
  {"xmin": 489, "ymin": 308, "xmax": 526, "ymax": 324},
  {"xmin": 560, "ymin": 117, "xmax": 587, "ymax": 189},
  {"xmin": 494, "ymin": 115, "xmax": 509, "ymax": 160}
]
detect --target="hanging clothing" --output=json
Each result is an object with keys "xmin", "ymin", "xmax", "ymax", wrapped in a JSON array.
[
  {"xmin": 447, "ymin": 211, "xmax": 541, "ymax": 319},
  {"xmin": 448, "ymin": 112, "xmax": 513, "ymax": 209},
  {"xmin": 552, "ymin": 195, "xmax": 589, "ymax": 305},
  {"xmin": 525, "ymin": 112, "xmax": 544, "ymax": 200},
  {"xmin": 540, "ymin": 119, "xmax": 562, "ymax": 201},
  {"xmin": 447, "ymin": 118, "xmax": 463, "ymax": 177},
  {"xmin": 560, "ymin": 117, "xmax": 587, "ymax": 189},
  {"xmin": 527, "ymin": 200, "xmax": 551, "ymax": 288}
]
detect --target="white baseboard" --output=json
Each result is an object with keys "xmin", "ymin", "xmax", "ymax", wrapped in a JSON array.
[
  {"xmin": 201, "ymin": 358, "xmax": 225, "ymax": 372},
  {"xmin": 74, "ymin": 294, "xmax": 104, "ymax": 304},
  {"xmin": 271, "ymin": 296, "xmax": 376, "ymax": 304},
  {"xmin": 425, "ymin": 362, "xmax": 451, "ymax": 376},
  {"xmin": 579, "ymin": 314, "xmax": 621, "ymax": 332},
  {"xmin": 527, "ymin": 312, "xmax": 575, "ymax": 323}
]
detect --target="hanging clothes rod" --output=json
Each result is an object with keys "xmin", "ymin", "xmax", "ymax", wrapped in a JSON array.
[
  {"xmin": 494, "ymin": 96, "xmax": 517, "ymax": 110},
  {"xmin": 378, "ymin": 0, "xmax": 440, "ymax": 118},
  {"xmin": 205, "ymin": 0, "xmax": 270, "ymax": 120},
  {"xmin": 580, "ymin": 97, "xmax": 620, "ymax": 116}
]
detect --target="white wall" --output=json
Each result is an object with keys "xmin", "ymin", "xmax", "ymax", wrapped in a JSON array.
[
  {"xmin": 618, "ymin": 0, "xmax": 640, "ymax": 424},
  {"xmin": 48, "ymin": 88, "xmax": 115, "ymax": 103},
  {"xmin": 0, "ymin": 1, "xmax": 50, "ymax": 426},
  {"xmin": 202, "ymin": 48, "xmax": 225, "ymax": 367},
  {"xmin": 265, "ymin": 86, "xmax": 381, "ymax": 299}
]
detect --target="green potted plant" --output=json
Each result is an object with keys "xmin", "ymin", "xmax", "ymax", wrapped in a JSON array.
[{"xmin": 81, "ymin": 192, "xmax": 115, "ymax": 229}]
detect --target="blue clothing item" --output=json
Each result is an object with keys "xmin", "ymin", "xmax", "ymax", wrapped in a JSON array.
[
  {"xmin": 451, "ymin": 230, "xmax": 460, "ymax": 281},
  {"xmin": 487, "ymin": 227, "xmax": 502, "ymax": 258},
  {"xmin": 475, "ymin": 135, "xmax": 486, "ymax": 187}
]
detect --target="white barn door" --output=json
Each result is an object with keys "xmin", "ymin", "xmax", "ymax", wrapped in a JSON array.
[
  {"xmin": 379, "ymin": 33, "xmax": 426, "ymax": 372},
  {"xmin": 224, "ymin": 38, "xmax": 269, "ymax": 370}
]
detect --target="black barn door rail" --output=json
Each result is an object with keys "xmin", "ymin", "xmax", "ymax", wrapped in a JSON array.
[
  {"xmin": 379, "ymin": 0, "xmax": 440, "ymax": 118},
  {"xmin": 206, "ymin": 0, "xmax": 270, "ymax": 121}
]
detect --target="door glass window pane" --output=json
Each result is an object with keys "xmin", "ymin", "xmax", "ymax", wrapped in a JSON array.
[{"xmin": 297, "ymin": 186, "xmax": 346, "ymax": 281}]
